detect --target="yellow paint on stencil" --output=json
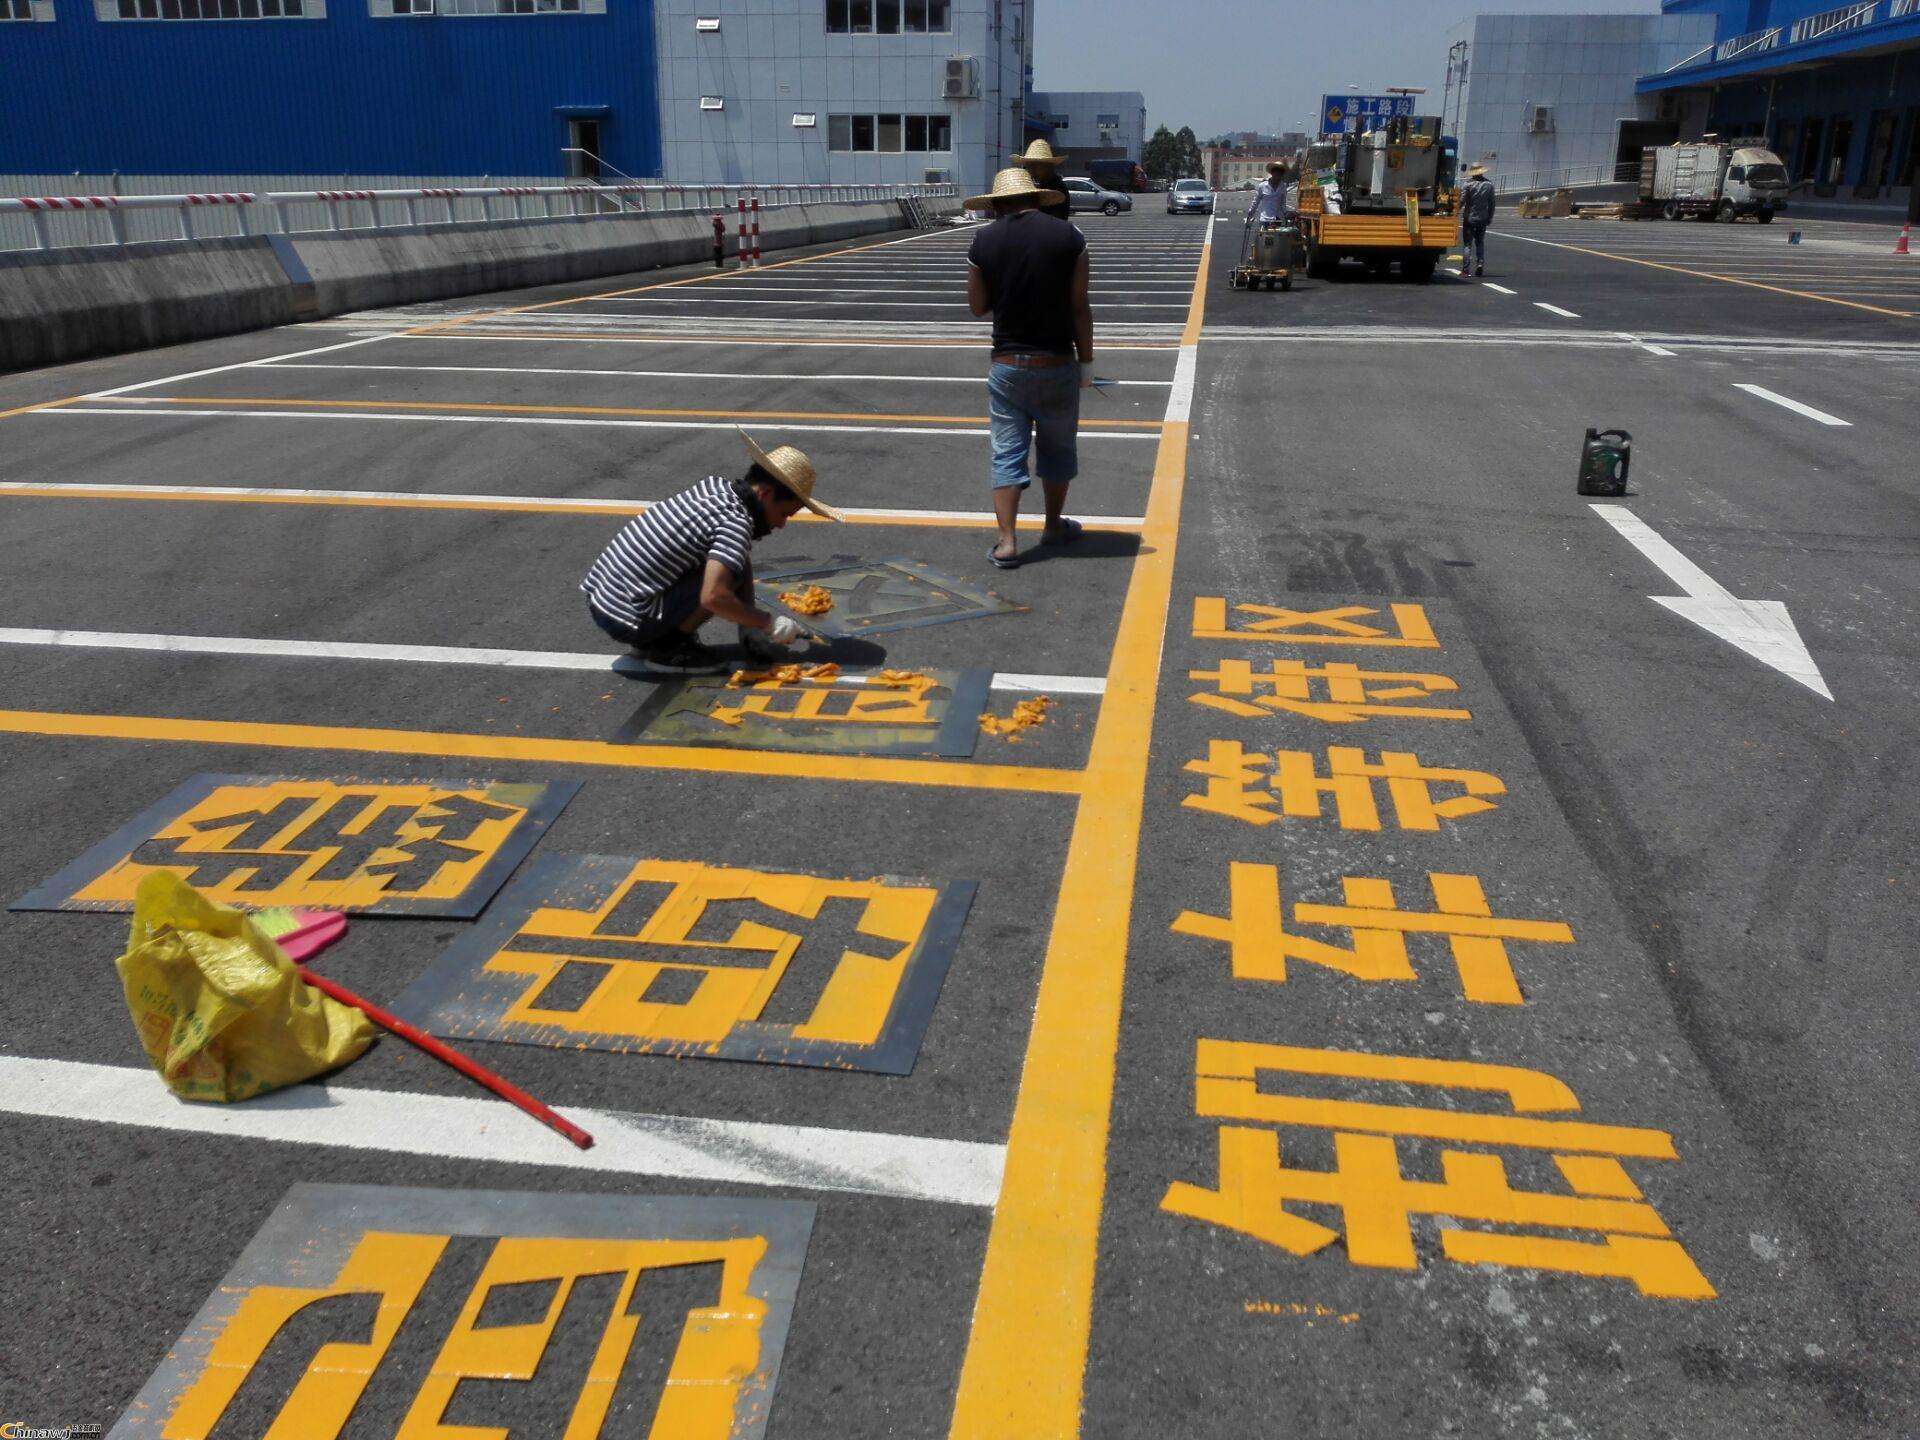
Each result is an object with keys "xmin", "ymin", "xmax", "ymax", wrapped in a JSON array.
[
  {"xmin": 490, "ymin": 859, "xmax": 933, "ymax": 1047},
  {"xmin": 1192, "ymin": 598, "xmax": 1441, "ymax": 647},
  {"xmin": 1162, "ymin": 1041, "xmax": 1715, "ymax": 1301},
  {"xmin": 0, "ymin": 709, "xmax": 1084, "ymax": 797},
  {"xmin": 947, "ymin": 222, "xmax": 1216, "ymax": 1438},
  {"xmin": 119, "ymin": 394, "xmax": 1162, "ymax": 430},
  {"xmin": 162, "ymin": 1230, "xmax": 771, "ymax": 1440}
]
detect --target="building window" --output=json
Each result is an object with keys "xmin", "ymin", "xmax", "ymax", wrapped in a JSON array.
[
  {"xmin": 830, "ymin": 0, "xmax": 945, "ymax": 31},
  {"xmin": 4, "ymin": 0, "xmax": 56, "ymax": 18},
  {"xmin": 105, "ymin": 0, "xmax": 320, "ymax": 17},
  {"xmin": 827, "ymin": 113, "xmax": 950, "ymax": 151},
  {"xmin": 1096, "ymin": 113, "xmax": 1120, "ymax": 127},
  {"xmin": 374, "ymin": 0, "xmax": 595, "ymax": 13}
]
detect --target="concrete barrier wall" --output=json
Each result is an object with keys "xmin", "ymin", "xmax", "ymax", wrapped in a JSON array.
[{"xmin": 1, "ymin": 198, "xmax": 934, "ymax": 373}]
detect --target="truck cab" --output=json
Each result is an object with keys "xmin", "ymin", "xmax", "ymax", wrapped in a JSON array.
[{"xmin": 1725, "ymin": 147, "xmax": 1790, "ymax": 221}]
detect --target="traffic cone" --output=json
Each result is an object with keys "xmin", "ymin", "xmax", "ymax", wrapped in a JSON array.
[{"xmin": 1897, "ymin": 221, "xmax": 1912, "ymax": 256}]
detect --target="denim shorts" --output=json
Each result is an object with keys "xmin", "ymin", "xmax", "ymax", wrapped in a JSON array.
[{"xmin": 987, "ymin": 359, "xmax": 1082, "ymax": 491}]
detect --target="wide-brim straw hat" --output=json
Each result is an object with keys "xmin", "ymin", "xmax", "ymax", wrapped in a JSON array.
[
  {"xmin": 739, "ymin": 428, "xmax": 841, "ymax": 520},
  {"xmin": 1014, "ymin": 139, "xmax": 1068, "ymax": 167},
  {"xmin": 1468, "ymin": 165, "xmax": 1489, "ymax": 176},
  {"xmin": 965, "ymin": 165, "xmax": 1066, "ymax": 212},
  {"xmin": 1266, "ymin": 159, "xmax": 1289, "ymax": 172}
]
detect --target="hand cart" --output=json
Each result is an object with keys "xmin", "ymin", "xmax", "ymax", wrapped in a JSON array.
[{"xmin": 1231, "ymin": 218, "xmax": 1300, "ymax": 291}]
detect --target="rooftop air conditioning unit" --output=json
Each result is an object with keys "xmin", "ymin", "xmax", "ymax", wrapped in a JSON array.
[
  {"xmin": 924, "ymin": 168, "xmax": 951, "ymax": 184},
  {"xmin": 944, "ymin": 56, "xmax": 978, "ymax": 99},
  {"xmin": 1526, "ymin": 105, "xmax": 1555, "ymax": 134}
]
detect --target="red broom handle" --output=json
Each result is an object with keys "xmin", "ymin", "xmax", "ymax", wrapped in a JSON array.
[{"xmin": 298, "ymin": 965, "xmax": 595, "ymax": 1150}]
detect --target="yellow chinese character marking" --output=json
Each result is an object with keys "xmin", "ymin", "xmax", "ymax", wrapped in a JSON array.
[
  {"xmin": 489, "ymin": 860, "xmax": 937, "ymax": 1048},
  {"xmin": 1188, "ymin": 659, "xmax": 1470, "ymax": 724},
  {"xmin": 1182, "ymin": 742, "xmax": 1504, "ymax": 831},
  {"xmin": 1172, "ymin": 862, "xmax": 1571, "ymax": 1005},
  {"xmin": 711, "ymin": 676, "xmax": 939, "ymax": 728},
  {"xmin": 1161, "ymin": 1041, "xmax": 1716, "ymax": 1300},
  {"xmin": 164, "ymin": 1231, "xmax": 770, "ymax": 1440},
  {"xmin": 77, "ymin": 782, "xmax": 531, "ymax": 909},
  {"xmin": 1193, "ymin": 598, "xmax": 1441, "ymax": 648}
]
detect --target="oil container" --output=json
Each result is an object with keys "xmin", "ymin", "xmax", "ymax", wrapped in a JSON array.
[{"xmin": 1577, "ymin": 428, "xmax": 1632, "ymax": 497}]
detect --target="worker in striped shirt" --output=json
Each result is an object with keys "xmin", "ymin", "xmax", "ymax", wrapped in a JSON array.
[{"xmin": 583, "ymin": 430, "xmax": 842, "ymax": 672}]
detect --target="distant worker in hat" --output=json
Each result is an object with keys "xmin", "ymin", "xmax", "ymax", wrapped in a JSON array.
[
  {"xmin": 1460, "ymin": 165, "xmax": 1497, "ymax": 277},
  {"xmin": 966, "ymin": 166, "xmax": 1093, "ymax": 570},
  {"xmin": 1246, "ymin": 159, "xmax": 1293, "ymax": 225},
  {"xmin": 1012, "ymin": 139, "xmax": 1074, "ymax": 222},
  {"xmin": 582, "ymin": 429, "xmax": 841, "ymax": 672}
]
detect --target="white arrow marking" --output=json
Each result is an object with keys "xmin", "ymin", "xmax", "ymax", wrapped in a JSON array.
[{"xmin": 1591, "ymin": 505, "xmax": 1833, "ymax": 700}]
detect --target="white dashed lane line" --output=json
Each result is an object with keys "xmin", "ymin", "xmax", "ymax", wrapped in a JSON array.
[
  {"xmin": 1733, "ymin": 383, "xmax": 1852, "ymax": 427},
  {"xmin": 1534, "ymin": 301, "xmax": 1582, "ymax": 318}
]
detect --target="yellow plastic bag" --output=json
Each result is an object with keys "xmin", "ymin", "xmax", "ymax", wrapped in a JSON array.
[{"xmin": 115, "ymin": 871, "xmax": 376, "ymax": 1102}]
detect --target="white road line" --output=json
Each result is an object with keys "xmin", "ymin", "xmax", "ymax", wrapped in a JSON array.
[
  {"xmin": 1591, "ymin": 505, "xmax": 1832, "ymax": 699},
  {"xmin": 78, "ymin": 332, "xmax": 396, "ymax": 400},
  {"xmin": 0, "ymin": 1055, "xmax": 1005, "ymax": 1207},
  {"xmin": 1534, "ymin": 302, "xmax": 1582, "ymax": 318},
  {"xmin": 1733, "ymin": 383, "xmax": 1851, "ymax": 426},
  {"xmin": 39, "ymin": 406, "xmax": 1162, "ymax": 440},
  {"xmin": 1482, "ymin": 282, "xmax": 1517, "ymax": 295},
  {"xmin": 258, "ymin": 361, "xmax": 1171, "ymax": 386},
  {"xmin": 1643, "ymin": 344, "xmax": 1677, "ymax": 356},
  {"xmin": 0, "ymin": 626, "xmax": 1108, "ymax": 694},
  {"xmin": 598, "ymin": 296, "xmax": 1193, "ymax": 310},
  {"xmin": 1165, "ymin": 215, "xmax": 1209, "ymax": 426},
  {"xmin": 0, "ymin": 479, "xmax": 1149, "ymax": 529}
]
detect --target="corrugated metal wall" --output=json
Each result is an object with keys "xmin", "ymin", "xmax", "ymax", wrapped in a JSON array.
[{"xmin": 0, "ymin": 0, "xmax": 662, "ymax": 178}]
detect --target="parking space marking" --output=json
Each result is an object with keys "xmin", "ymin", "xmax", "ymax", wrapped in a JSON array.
[
  {"xmin": 1503, "ymin": 230, "xmax": 1917, "ymax": 319},
  {"xmin": 0, "ymin": 1055, "xmax": 1003, "ymax": 1203},
  {"xmin": 0, "ymin": 479, "xmax": 1149, "ymax": 527},
  {"xmin": 598, "ymin": 296, "xmax": 1194, "ymax": 310},
  {"xmin": 1733, "ymin": 383, "xmax": 1852, "ymax": 426},
  {"xmin": 257, "ymin": 362, "xmax": 1173, "ymax": 386},
  {"xmin": 0, "ymin": 625, "xmax": 1104, "ymax": 694},
  {"xmin": 1534, "ymin": 301, "xmax": 1582, "ymax": 318},
  {"xmin": 383, "ymin": 331, "xmax": 1179, "ymax": 350},
  {"xmin": 41, "ymin": 405, "xmax": 1162, "ymax": 440},
  {"xmin": 0, "ymin": 709, "xmax": 1086, "ymax": 795},
  {"xmin": 1482, "ymin": 282, "xmax": 1517, "ymax": 294},
  {"xmin": 949, "ymin": 214, "xmax": 1215, "ymax": 1438}
]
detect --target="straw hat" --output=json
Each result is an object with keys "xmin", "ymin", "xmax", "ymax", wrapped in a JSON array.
[
  {"xmin": 1266, "ymin": 158, "xmax": 1289, "ymax": 173},
  {"xmin": 1468, "ymin": 164, "xmax": 1489, "ymax": 177},
  {"xmin": 964, "ymin": 165, "xmax": 1066, "ymax": 212},
  {"xmin": 738, "ymin": 428, "xmax": 841, "ymax": 520},
  {"xmin": 1014, "ymin": 139, "xmax": 1068, "ymax": 168}
]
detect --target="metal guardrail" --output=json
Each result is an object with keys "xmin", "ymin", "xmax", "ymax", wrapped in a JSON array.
[
  {"xmin": 1790, "ymin": 1, "xmax": 1878, "ymax": 43},
  {"xmin": 1716, "ymin": 25, "xmax": 1781, "ymax": 61},
  {"xmin": 1488, "ymin": 162, "xmax": 1628, "ymax": 194},
  {"xmin": 0, "ymin": 180, "xmax": 958, "ymax": 252}
]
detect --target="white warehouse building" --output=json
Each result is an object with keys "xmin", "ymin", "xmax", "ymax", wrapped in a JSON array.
[{"xmin": 652, "ymin": 0, "xmax": 1035, "ymax": 197}]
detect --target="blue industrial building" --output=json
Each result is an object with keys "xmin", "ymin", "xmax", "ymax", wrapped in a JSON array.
[
  {"xmin": 1, "ymin": 0, "xmax": 663, "ymax": 179},
  {"xmin": 1643, "ymin": 1, "xmax": 1920, "ymax": 191}
]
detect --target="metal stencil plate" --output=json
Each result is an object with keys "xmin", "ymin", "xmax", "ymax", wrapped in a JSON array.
[
  {"xmin": 757, "ymin": 557, "xmax": 1028, "ymax": 636},
  {"xmin": 617, "ymin": 668, "xmax": 990, "ymax": 757}
]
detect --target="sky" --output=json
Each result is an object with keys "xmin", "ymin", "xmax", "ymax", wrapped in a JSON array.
[{"xmin": 1031, "ymin": 0, "xmax": 1662, "ymax": 140}]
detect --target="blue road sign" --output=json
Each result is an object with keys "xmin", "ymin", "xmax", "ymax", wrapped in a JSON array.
[{"xmin": 1321, "ymin": 94, "xmax": 1417, "ymax": 135}]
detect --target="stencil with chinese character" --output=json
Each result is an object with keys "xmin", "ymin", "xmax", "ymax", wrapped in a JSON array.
[
  {"xmin": 393, "ymin": 853, "xmax": 976, "ymax": 1074},
  {"xmin": 12, "ymin": 775, "xmax": 578, "ymax": 917},
  {"xmin": 1173, "ymin": 861, "xmax": 1572, "ymax": 1005},
  {"xmin": 1189, "ymin": 659, "xmax": 1471, "ymax": 724},
  {"xmin": 1183, "ymin": 742, "xmax": 1505, "ymax": 831},
  {"xmin": 1161, "ymin": 1041, "xmax": 1715, "ymax": 1300},
  {"xmin": 620, "ymin": 668, "xmax": 990, "ymax": 758},
  {"xmin": 755, "ymin": 557, "xmax": 1027, "ymax": 637},
  {"xmin": 1193, "ymin": 598, "xmax": 1441, "ymax": 648},
  {"xmin": 106, "ymin": 1183, "xmax": 814, "ymax": 1440}
]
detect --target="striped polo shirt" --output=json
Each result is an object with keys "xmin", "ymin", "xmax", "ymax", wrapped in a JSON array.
[{"xmin": 581, "ymin": 476, "xmax": 755, "ymax": 628}]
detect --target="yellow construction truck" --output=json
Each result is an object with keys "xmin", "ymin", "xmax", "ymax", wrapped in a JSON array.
[{"xmin": 1295, "ymin": 116, "xmax": 1460, "ymax": 283}]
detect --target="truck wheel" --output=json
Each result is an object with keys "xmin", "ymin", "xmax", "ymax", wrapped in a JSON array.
[
  {"xmin": 1718, "ymin": 199, "xmax": 1738, "ymax": 223},
  {"xmin": 1662, "ymin": 201, "xmax": 1681, "ymax": 221},
  {"xmin": 1405, "ymin": 254, "xmax": 1437, "ymax": 284},
  {"xmin": 1102, "ymin": 200, "xmax": 1121, "ymax": 216},
  {"xmin": 1757, "ymin": 207, "xmax": 1775, "ymax": 224}
]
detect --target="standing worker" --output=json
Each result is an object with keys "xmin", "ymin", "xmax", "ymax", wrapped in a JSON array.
[
  {"xmin": 711, "ymin": 212, "xmax": 727, "ymax": 269},
  {"xmin": 965, "ymin": 167, "xmax": 1093, "ymax": 571},
  {"xmin": 1247, "ymin": 159, "xmax": 1292, "ymax": 224},
  {"xmin": 1012, "ymin": 139, "xmax": 1075, "ymax": 222},
  {"xmin": 1460, "ymin": 165, "xmax": 1496, "ymax": 278}
]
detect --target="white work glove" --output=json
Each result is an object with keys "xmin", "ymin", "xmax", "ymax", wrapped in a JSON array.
[{"xmin": 768, "ymin": 615, "xmax": 805, "ymax": 646}]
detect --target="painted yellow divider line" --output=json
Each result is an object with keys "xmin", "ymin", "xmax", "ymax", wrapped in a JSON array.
[
  {"xmin": 0, "ymin": 709, "xmax": 1083, "ymax": 796},
  {"xmin": 0, "ymin": 481, "xmax": 1146, "ymax": 530},
  {"xmin": 947, "ymin": 218, "xmax": 1215, "ymax": 1438},
  {"xmin": 1505, "ymin": 231, "xmax": 1916, "ymax": 319},
  {"xmin": 107, "ymin": 395, "xmax": 1163, "ymax": 430}
]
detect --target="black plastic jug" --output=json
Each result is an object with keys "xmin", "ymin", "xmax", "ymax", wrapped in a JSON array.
[{"xmin": 1577, "ymin": 428, "xmax": 1631, "ymax": 497}]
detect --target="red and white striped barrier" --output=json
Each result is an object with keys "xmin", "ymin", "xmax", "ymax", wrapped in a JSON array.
[
  {"xmin": 736, "ymin": 196, "xmax": 748, "ymax": 269},
  {"xmin": 750, "ymin": 194, "xmax": 762, "ymax": 268}
]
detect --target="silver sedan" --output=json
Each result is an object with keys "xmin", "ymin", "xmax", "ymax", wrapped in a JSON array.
[{"xmin": 1166, "ymin": 179, "xmax": 1214, "ymax": 214}]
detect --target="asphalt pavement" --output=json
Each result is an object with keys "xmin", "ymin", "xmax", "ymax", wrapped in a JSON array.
[{"xmin": 0, "ymin": 202, "xmax": 1914, "ymax": 1438}]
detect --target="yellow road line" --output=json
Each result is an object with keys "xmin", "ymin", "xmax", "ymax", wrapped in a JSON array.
[
  {"xmin": 110, "ymin": 395, "xmax": 1164, "ymax": 430},
  {"xmin": 1505, "ymin": 232, "xmax": 1916, "ymax": 319},
  {"xmin": 0, "ymin": 482, "xmax": 1144, "ymax": 529},
  {"xmin": 947, "ymin": 222, "xmax": 1215, "ymax": 1438},
  {"xmin": 0, "ymin": 397, "xmax": 86, "ymax": 422},
  {"xmin": 0, "ymin": 709, "xmax": 1084, "ymax": 796}
]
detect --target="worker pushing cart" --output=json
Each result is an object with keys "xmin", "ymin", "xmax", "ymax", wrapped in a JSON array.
[{"xmin": 1233, "ymin": 159, "xmax": 1302, "ymax": 292}]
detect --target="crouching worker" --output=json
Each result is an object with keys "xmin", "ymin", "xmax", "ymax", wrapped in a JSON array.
[{"xmin": 583, "ymin": 428, "xmax": 842, "ymax": 673}]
